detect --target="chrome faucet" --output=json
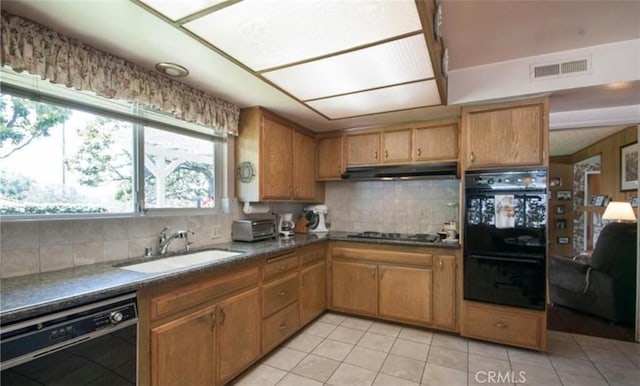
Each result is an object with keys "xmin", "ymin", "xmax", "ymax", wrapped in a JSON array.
[{"xmin": 158, "ymin": 226, "xmax": 194, "ymax": 256}]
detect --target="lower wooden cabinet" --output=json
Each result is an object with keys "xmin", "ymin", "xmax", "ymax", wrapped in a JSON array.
[
  {"xmin": 331, "ymin": 260, "xmax": 377, "ymax": 315},
  {"xmin": 263, "ymin": 302, "xmax": 300, "ymax": 352},
  {"xmin": 461, "ymin": 301, "xmax": 547, "ymax": 351},
  {"xmin": 433, "ymin": 254, "xmax": 457, "ymax": 329},
  {"xmin": 217, "ymin": 288, "xmax": 261, "ymax": 384},
  {"xmin": 150, "ymin": 305, "xmax": 217, "ymax": 386},
  {"xmin": 300, "ymin": 260, "xmax": 327, "ymax": 325},
  {"xmin": 378, "ymin": 265, "xmax": 432, "ymax": 323}
]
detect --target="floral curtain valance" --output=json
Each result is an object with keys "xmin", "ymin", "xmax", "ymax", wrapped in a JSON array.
[{"xmin": 0, "ymin": 11, "xmax": 239, "ymax": 136}]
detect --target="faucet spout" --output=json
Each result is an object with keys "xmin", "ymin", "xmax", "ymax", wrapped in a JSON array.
[{"xmin": 157, "ymin": 227, "xmax": 194, "ymax": 256}]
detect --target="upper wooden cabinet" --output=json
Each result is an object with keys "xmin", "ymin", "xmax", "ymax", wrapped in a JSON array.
[
  {"xmin": 413, "ymin": 123, "xmax": 458, "ymax": 162},
  {"xmin": 461, "ymin": 98, "xmax": 549, "ymax": 170},
  {"xmin": 345, "ymin": 132, "xmax": 380, "ymax": 165},
  {"xmin": 236, "ymin": 107, "xmax": 323, "ymax": 202},
  {"xmin": 341, "ymin": 121, "xmax": 459, "ymax": 167},
  {"xmin": 316, "ymin": 135, "xmax": 344, "ymax": 180}
]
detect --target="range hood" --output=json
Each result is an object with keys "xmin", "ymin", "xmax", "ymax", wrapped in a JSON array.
[{"xmin": 341, "ymin": 162, "xmax": 458, "ymax": 181}]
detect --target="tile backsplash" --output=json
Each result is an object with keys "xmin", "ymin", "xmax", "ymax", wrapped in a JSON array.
[{"xmin": 324, "ymin": 179, "xmax": 460, "ymax": 234}]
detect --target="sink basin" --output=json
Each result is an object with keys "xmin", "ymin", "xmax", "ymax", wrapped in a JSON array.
[{"xmin": 119, "ymin": 250, "xmax": 242, "ymax": 274}]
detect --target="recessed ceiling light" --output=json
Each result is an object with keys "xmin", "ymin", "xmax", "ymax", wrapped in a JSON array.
[{"xmin": 155, "ymin": 62, "xmax": 189, "ymax": 77}]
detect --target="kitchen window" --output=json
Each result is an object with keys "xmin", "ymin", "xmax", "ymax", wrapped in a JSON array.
[{"xmin": 0, "ymin": 78, "xmax": 225, "ymax": 219}]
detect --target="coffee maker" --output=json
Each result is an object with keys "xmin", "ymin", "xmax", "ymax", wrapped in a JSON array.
[{"xmin": 276, "ymin": 213, "xmax": 295, "ymax": 238}]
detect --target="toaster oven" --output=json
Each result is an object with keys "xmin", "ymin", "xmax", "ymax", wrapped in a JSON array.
[{"xmin": 232, "ymin": 219, "xmax": 277, "ymax": 242}]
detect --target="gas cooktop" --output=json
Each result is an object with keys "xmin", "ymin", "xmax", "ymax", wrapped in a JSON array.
[{"xmin": 347, "ymin": 231, "xmax": 439, "ymax": 243}]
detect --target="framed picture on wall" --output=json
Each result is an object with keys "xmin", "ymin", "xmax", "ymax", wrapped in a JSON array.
[
  {"xmin": 556, "ymin": 190, "xmax": 572, "ymax": 200},
  {"xmin": 549, "ymin": 177, "xmax": 561, "ymax": 187},
  {"xmin": 555, "ymin": 219, "xmax": 567, "ymax": 229},
  {"xmin": 621, "ymin": 142, "xmax": 638, "ymax": 191}
]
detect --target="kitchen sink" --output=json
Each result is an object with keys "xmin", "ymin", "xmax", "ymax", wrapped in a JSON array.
[{"xmin": 118, "ymin": 249, "xmax": 243, "ymax": 274}]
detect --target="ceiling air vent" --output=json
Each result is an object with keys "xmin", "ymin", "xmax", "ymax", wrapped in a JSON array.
[{"xmin": 530, "ymin": 57, "xmax": 591, "ymax": 80}]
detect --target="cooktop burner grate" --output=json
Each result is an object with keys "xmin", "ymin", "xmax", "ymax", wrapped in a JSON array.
[{"xmin": 347, "ymin": 232, "xmax": 438, "ymax": 243}]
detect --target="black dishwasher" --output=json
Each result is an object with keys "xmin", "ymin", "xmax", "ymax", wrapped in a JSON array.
[{"xmin": 1, "ymin": 293, "xmax": 137, "ymax": 386}]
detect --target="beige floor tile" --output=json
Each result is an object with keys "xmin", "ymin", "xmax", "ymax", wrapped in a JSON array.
[
  {"xmin": 468, "ymin": 353, "xmax": 511, "ymax": 373},
  {"xmin": 326, "ymin": 363, "xmax": 378, "ymax": 386},
  {"xmin": 398, "ymin": 327, "xmax": 433, "ymax": 345},
  {"xmin": 572, "ymin": 333, "xmax": 617, "ymax": 348},
  {"xmin": 511, "ymin": 362, "xmax": 563, "ymax": 386},
  {"xmin": 318, "ymin": 312, "xmax": 347, "ymax": 325},
  {"xmin": 327, "ymin": 325, "xmax": 366, "ymax": 345},
  {"xmin": 421, "ymin": 363, "xmax": 467, "ymax": 386},
  {"xmin": 341, "ymin": 316, "xmax": 374, "ymax": 331},
  {"xmin": 344, "ymin": 346, "xmax": 388, "ymax": 371},
  {"xmin": 427, "ymin": 346, "xmax": 468, "ymax": 372},
  {"xmin": 390, "ymin": 339, "xmax": 430, "ymax": 362},
  {"xmin": 373, "ymin": 373, "xmax": 420, "ymax": 386},
  {"xmin": 546, "ymin": 337, "xmax": 589, "ymax": 359},
  {"xmin": 594, "ymin": 361, "xmax": 640, "ymax": 385},
  {"xmin": 380, "ymin": 354, "xmax": 425, "ymax": 383},
  {"xmin": 431, "ymin": 333, "xmax": 468, "ymax": 352},
  {"xmin": 304, "ymin": 321, "xmax": 338, "ymax": 338},
  {"xmin": 263, "ymin": 347, "xmax": 307, "ymax": 371},
  {"xmin": 556, "ymin": 371, "xmax": 608, "ymax": 386},
  {"xmin": 581, "ymin": 343, "xmax": 636, "ymax": 367},
  {"xmin": 276, "ymin": 373, "xmax": 323, "ymax": 386},
  {"xmin": 613, "ymin": 339, "xmax": 640, "ymax": 356},
  {"xmin": 368, "ymin": 321, "xmax": 402, "ymax": 337},
  {"xmin": 233, "ymin": 364, "xmax": 287, "ymax": 386},
  {"xmin": 507, "ymin": 347, "xmax": 553, "ymax": 369},
  {"xmin": 291, "ymin": 354, "xmax": 340, "ymax": 383},
  {"xmin": 286, "ymin": 333, "xmax": 323, "ymax": 353},
  {"xmin": 357, "ymin": 332, "xmax": 396, "ymax": 353},
  {"xmin": 312, "ymin": 339, "xmax": 354, "ymax": 361},
  {"xmin": 547, "ymin": 330, "xmax": 577, "ymax": 343},
  {"xmin": 468, "ymin": 340, "xmax": 509, "ymax": 361},
  {"xmin": 549, "ymin": 355, "xmax": 602, "ymax": 378}
]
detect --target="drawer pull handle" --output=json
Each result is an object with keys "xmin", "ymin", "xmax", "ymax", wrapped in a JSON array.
[
  {"xmin": 210, "ymin": 313, "xmax": 216, "ymax": 331},
  {"xmin": 279, "ymin": 265, "xmax": 287, "ymax": 271},
  {"xmin": 495, "ymin": 321, "xmax": 508, "ymax": 328},
  {"xmin": 417, "ymin": 148, "xmax": 422, "ymax": 157},
  {"xmin": 384, "ymin": 150, "xmax": 389, "ymax": 159},
  {"xmin": 279, "ymin": 290, "xmax": 287, "ymax": 296},
  {"xmin": 374, "ymin": 151, "xmax": 378, "ymax": 160},
  {"xmin": 219, "ymin": 308, "xmax": 226, "ymax": 326},
  {"xmin": 279, "ymin": 323, "xmax": 287, "ymax": 330}
]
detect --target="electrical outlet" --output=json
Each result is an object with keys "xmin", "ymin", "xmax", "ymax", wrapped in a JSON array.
[{"xmin": 211, "ymin": 225, "xmax": 223, "ymax": 239}]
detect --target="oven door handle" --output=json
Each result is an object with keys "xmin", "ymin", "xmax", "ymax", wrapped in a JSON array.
[{"xmin": 470, "ymin": 254, "xmax": 542, "ymax": 264}]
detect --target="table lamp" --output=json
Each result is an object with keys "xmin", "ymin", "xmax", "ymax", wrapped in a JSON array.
[{"xmin": 602, "ymin": 201, "xmax": 637, "ymax": 222}]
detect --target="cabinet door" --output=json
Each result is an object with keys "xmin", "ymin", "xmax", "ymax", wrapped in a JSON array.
[
  {"xmin": 300, "ymin": 260, "xmax": 327, "ymax": 325},
  {"xmin": 382, "ymin": 128, "xmax": 412, "ymax": 164},
  {"xmin": 150, "ymin": 305, "xmax": 216, "ymax": 386},
  {"xmin": 433, "ymin": 255, "xmax": 456, "ymax": 329},
  {"xmin": 317, "ymin": 136, "xmax": 344, "ymax": 180},
  {"xmin": 465, "ymin": 104, "xmax": 544, "ymax": 168},
  {"xmin": 331, "ymin": 260, "xmax": 377, "ymax": 314},
  {"xmin": 413, "ymin": 124, "xmax": 458, "ymax": 162},
  {"xmin": 217, "ymin": 288, "xmax": 261, "ymax": 385},
  {"xmin": 378, "ymin": 265, "xmax": 432, "ymax": 323},
  {"xmin": 292, "ymin": 131, "xmax": 317, "ymax": 201},
  {"xmin": 261, "ymin": 117, "xmax": 293, "ymax": 199},
  {"xmin": 345, "ymin": 132, "xmax": 380, "ymax": 166}
]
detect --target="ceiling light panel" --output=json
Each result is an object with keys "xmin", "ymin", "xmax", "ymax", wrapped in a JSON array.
[
  {"xmin": 139, "ymin": 0, "xmax": 227, "ymax": 21},
  {"xmin": 262, "ymin": 34, "xmax": 434, "ymax": 101},
  {"xmin": 184, "ymin": 0, "xmax": 422, "ymax": 71},
  {"xmin": 308, "ymin": 80, "xmax": 441, "ymax": 119}
]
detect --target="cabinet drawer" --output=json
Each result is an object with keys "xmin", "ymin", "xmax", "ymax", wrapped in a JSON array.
[
  {"xmin": 150, "ymin": 268, "xmax": 259, "ymax": 320},
  {"xmin": 462, "ymin": 302, "xmax": 545, "ymax": 350},
  {"xmin": 262, "ymin": 273, "xmax": 299, "ymax": 317},
  {"xmin": 263, "ymin": 302, "xmax": 299, "ymax": 351},
  {"xmin": 331, "ymin": 246, "xmax": 432, "ymax": 266},
  {"xmin": 298, "ymin": 244, "xmax": 326, "ymax": 266},
  {"xmin": 263, "ymin": 253, "xmax": 298, "ymax": 281}
]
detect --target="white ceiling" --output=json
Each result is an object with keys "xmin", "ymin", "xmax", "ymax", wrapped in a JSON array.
[{"xmin": 1, "ymin": 0, "xmax": 639, "ymax": 156}]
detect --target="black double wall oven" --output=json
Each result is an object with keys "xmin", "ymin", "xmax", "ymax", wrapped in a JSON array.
[{"xmin": 464, "ymin": 169, "xmax": 547, "ymax": 310}]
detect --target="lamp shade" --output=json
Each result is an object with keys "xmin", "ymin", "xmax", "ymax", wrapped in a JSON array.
[{"xmin": 602, "ymin": 201, "xmax": 637, "ymax": 222}]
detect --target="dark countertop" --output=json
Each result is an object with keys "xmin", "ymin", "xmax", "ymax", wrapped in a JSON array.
[{"xmin": 0, "ymin": 232, "xmax": 458, "ymax": 324}]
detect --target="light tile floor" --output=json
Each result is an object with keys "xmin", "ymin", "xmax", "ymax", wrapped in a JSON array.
[{"xmin": 232, "ymin": 312, "xmax": 640, "ymax": 386}]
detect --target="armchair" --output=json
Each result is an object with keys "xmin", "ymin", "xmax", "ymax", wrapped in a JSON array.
[{"xmin": 549, "ymin": 222, "xmax": 637, "ymax": 325}]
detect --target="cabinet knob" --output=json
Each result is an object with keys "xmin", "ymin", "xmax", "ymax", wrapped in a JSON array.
[
  {"xmin": 279, "ymin": 323, "xmax": 287, "ymax": 330},
  {"xmin": 371, "ymin": 268, "xmax": 376, "ymax": 278},
  {"xmin": 495, "ymin": 321, "xmax": 508, "ymax": 328},
  {"xmin": 278, "ymin": 290, "xmax": 287, "ymax": 296},
  {"xmin": 439, "ymin": 260, "xmax": 444, "ymax": 269},
  {"xmin": 417, "ymin": 148, "xmax": 422, "ymax": 157},
  {"xmin": 384, "ymin": 150, "xmax": 389, "ymax": 159},
  {"xmin": 279, "ymin": 265, "xmax": 287, "ymax": 271},
  {"xmin": 470, "ymin": 152, "xmax": 475, "ymax": 163},
  {"xmin": 210, "ymin": 312, "xmax": 216, "ymax": 331},
  {"xmin": 219, "ymin": 308, "xmax": 226, "ymax": 325},
  {"xmin": 374, "ymin": 151, "xmax": 378, "ymax": 160}
]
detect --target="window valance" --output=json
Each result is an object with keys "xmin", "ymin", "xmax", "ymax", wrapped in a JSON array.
[{"xmin": 0, "ymin": 11, "xmax": 239, "ymax": 136}]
